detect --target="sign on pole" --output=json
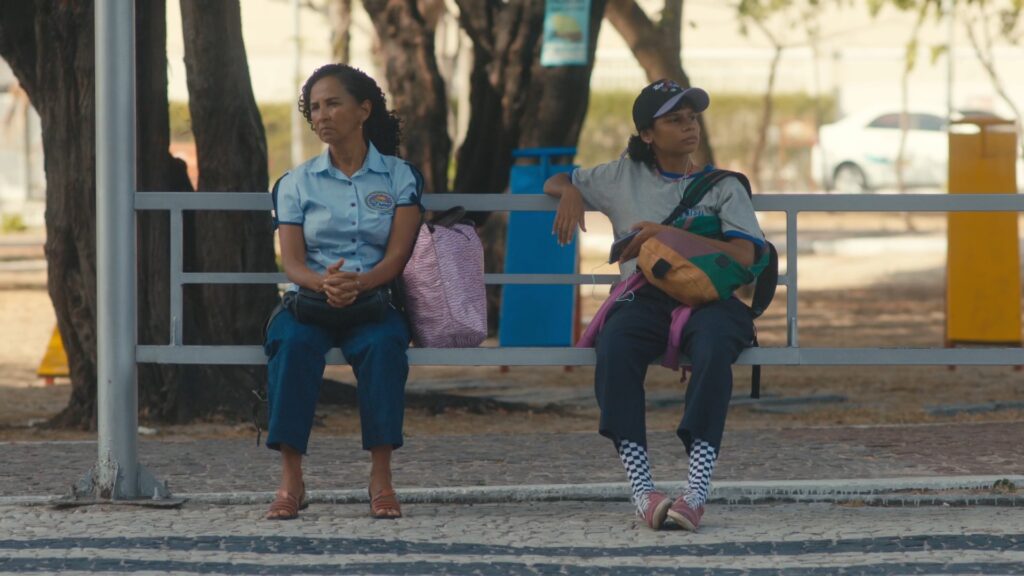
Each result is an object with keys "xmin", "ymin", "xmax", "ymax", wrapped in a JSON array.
[{"xmin": 540, "ymin": 0, "xmax": 592, "ymax": 67}]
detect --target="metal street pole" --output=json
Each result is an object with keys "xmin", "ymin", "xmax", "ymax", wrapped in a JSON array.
[{"xmin": 89, "ymin": 0, "xmax": 171, "ymax": 503}]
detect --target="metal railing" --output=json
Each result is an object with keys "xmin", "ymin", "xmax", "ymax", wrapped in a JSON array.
[{"xmin": 135, "ymin": 191, "xmax": 1024, "ymax": 367}]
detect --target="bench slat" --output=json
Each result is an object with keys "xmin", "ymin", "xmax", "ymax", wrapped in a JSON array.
[
  {"xmin": 135, "ymin": 192, "xmax": 1024, "ymax": 213},
  {"xmin": 136, "ymin": 345, "xmax": 1024, "ymax": 366},
  {"xmin": 178, "ymin": 272, "xmax": 623, "ymax": 285}
]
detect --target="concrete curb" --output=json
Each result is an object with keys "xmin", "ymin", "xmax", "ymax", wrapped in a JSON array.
[{"xmin": 3, "ymin": 475, "xmax": 1020, "ymax": 508}]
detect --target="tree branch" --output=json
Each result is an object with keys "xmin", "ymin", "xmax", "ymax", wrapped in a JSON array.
[
  {"xmin": 605, "ymin": 0, "xmax": 656, "ymax": 48},
  {"xmin": 964, "ymin": 4, "xmax": 1024, "ymax": 160}
]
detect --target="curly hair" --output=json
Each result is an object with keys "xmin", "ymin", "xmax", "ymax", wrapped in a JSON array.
[
  {"xmin": 626, "ymin": 134, "xmax": 657, "ymax": 169},
  {"xmin": 298, "ymin": 64, "xmax": 402, "ymax": 156}
]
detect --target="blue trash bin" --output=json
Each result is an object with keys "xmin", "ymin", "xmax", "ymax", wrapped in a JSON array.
[{"xmin": 498, "ymin": 148, "xmax": 578, "ymax": 347}]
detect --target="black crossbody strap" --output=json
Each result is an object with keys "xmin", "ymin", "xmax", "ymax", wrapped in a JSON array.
[{"xmin": 660, "ymin": 169, "xmax": 748, "ymax": 226}]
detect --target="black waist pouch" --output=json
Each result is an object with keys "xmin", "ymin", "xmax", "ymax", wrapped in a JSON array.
[{"xmin": 283, "ymin": 287, "xmax": 390, "ymax": 331}]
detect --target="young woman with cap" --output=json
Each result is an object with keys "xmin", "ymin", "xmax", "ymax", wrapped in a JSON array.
[{"xmin": 543, "ymin": 80, "xmax": 766, "ymax": 531}]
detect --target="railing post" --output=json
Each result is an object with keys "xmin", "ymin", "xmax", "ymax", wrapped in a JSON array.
[
  {"xmin": 786, "ymin": 209, "xmax": 799, "ymax": 347},
  {"xmin": 170, "ymin": 209, "xmax": 184, "ymax": 346}
]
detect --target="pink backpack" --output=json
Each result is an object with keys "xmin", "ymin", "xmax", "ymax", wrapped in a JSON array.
[{"xmin": 400, "ymin": 208, "xmax": 487, "ymax": 348}]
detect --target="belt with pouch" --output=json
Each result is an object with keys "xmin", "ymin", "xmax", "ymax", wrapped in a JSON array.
[{"xmin": 282, "ymin": 286, "xmax": 391, "ymax": 331}]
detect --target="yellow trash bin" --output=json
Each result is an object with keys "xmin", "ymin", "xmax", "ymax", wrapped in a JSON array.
[{"xmin": 946, "ymin": 116, "xmax": 1021, "ymax": 346}]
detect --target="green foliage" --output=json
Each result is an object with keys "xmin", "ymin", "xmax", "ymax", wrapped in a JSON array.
[
  {"xmin": 168, "ymin": 102, "xmax": 193, "ymax": 142},
  {"xmin": 576, "ymin": 91, "xmax": 838, "ymax": 190},
  {"xmin": 869, "ymin": 0, "xmax": 1023, "ymax": 42},
  {"xmin": 993, "ymin": 477, "xmax": 1017, "ymax": 493},
  {"xmin": 1, "ymin": 214, "xmax": 27, "ymax": 234}
]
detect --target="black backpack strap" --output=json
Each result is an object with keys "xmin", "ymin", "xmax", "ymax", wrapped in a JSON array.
[
  {"xmin": 269, "ymin": 173, "xmax": 288, "ymax": 230},
  {"xmin": 405, "ymin": 162, "xmax": 427, "ymax": 213},
  {"xmin": 750, "ymin": 329, "xmax": 761, "ymax": 399},
  {"xmin": 661, "ymin": 169, "xmax": 750, "ymax": 226},
  {"xmin": 750, "ymin": 241, "xmax": 779, "ymax": 318},
  {"xmin": 658, "ymin": 168, "xmax": 770, "ymax": 398}
]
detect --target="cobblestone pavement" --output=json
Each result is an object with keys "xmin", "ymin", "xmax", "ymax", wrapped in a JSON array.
[
  {"xmin": 1, "ymin": 501, "xmax": 1022, "ymax": 574},
  {"xmin": 2, "ymin": 421, "xmax": 1023, "ymax": 573},
  {"xmin": 3, "ymin": 421, "xmax": 1022, "ymax": 497}
]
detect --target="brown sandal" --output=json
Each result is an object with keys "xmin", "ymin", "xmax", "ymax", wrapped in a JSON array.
[
  {"xmin": 265, "ymin": 486, "xmax": 309, "ymax": 521},
  {"xmin": 369, "ymin": 486, "xmax": 402, "ymax": 519}
]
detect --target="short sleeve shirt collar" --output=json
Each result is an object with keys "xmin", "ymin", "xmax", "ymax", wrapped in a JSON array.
[{"xmin": 309, "ymin": 143, "xmax": 390, "ymax": 179}]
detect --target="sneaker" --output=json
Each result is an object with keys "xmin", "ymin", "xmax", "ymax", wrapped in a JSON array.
[
  {"xmin": 667, "ymin": 496, "xmax": 704, "ymax": 532},
  {"xmin": 637, "ymin": 490, "xmax": 672, "ymax": 530}
]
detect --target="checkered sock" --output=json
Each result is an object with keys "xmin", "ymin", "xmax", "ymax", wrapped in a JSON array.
[
  {"xmin": 618, "ymin": 439, "xmax": 655, "ymax": 516},
  {"xmin": 684, "ymin": 438, "xmax": 718, "ymax": 508}
]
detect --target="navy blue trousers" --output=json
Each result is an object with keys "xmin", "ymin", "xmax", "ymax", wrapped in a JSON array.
[
  {"xmin": 594, "ymin": 284, "xmax": 754, "ymax": 454},
  {"xmin": 263, "ymin": 305, "xmax": 410, "ymax": 454}
]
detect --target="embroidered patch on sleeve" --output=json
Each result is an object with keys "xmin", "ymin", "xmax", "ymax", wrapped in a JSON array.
[{"xmin": 365, "ymin": 192, "xmax": 396, "ymax": 212}]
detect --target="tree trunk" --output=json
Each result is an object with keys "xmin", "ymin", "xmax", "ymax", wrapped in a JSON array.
[
  {"xmin": 0, "ymin": 2, "xmax": 98, "ymax": 428},
  {"xmin": 364, "ymin": 0, "xmax": 452, "ymax": 194},
  {"xmin": 453, "ymin": 0, "xmax": 607, "ymax": 331},
  {"xmin": 604, "ymin": 0, "xmax": 715, "ymax": 165},
  {"xmin": 135, "ymin": 0, "xmax": 196, "ymax": 422},
  {"xmin": 896, "ymin": 4, "xmax": 928, "ymax": 198},
  {"xmin": 0, "ymin": 0, "xmax": 237, "ymax": 424},
  {"xmin": 0, "ymin": 0, "xmax": 277, "ymax": 426},
  {"xmin": 605, "ymin": 0, "xmax": 681, "ymax": 80},
  {"xmin": 328, "ymin": 0, "xmax": 353, "ymax": 63},
  {"xmin": 750, "ymin": 42, "xmax": 782, "ymax": 193},
  {"xmin": 179, "ymin": 0, "xmax": 279, "ymax": 421},
  {"xmin": 454, "ymin": 0, "xmax": 606, "ymax": 197}
]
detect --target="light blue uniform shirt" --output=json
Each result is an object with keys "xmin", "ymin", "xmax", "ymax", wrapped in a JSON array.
[{"xmin": 275, "ymin": 144, "xmax": 420, "ymax": 290}]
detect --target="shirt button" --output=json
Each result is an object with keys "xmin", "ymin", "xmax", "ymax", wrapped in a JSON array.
[
  {"xmin": 350, "ymin": 203, "xmax": 356, "ymax": 207},
  {"xmin": 351, "ymin": 238, "xmax": 356, "ymax": 242},
  {"xmin": 356, "ymin": 268, "xmax": 361, "ymax": 272}
]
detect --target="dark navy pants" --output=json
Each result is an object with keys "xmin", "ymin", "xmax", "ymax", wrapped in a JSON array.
[
  {"xmin": 594, "ymin": 283, "xmax": 754, "ymax": 454},
  {"xmin": 263, "ymin": 305, "xmax": 410, "ymax": 454}
]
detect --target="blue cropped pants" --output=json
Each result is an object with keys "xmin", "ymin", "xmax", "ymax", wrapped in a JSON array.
[{"xmin": 263, "ymin": 305, "xmax": 410, "ymax": 454}]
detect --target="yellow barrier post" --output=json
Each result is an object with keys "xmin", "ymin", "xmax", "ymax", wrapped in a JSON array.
[
  {"xmin": 37, "ymin": 325, "xmax": 70, "ymax": 386},
  {"xmin": 946, "ymin": 117, "xmax": 1021, "ymax": 352}
]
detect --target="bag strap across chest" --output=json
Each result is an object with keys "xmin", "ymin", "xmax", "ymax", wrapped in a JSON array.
[{"xmin": 660, "ymin": 169, "xmax": 751, "ymax": 227}]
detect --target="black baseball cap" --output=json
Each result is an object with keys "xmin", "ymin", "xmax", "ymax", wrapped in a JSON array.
[{"xmin": 632, "ymin": 80, "xmax": 709, "ymax": 131}]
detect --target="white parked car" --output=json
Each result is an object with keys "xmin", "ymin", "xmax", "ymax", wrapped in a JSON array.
[{"xmin": 811, "ymin": 107, "xmax": 1023, "ymax": 193}]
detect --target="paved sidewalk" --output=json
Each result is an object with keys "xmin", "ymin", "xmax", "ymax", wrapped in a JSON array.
[
  {"xmin": 2, "ymin": 421, "xmax": 1022, "ymax": 498},
  {"xmin": 2, "ymin": 421, "xmax": 1022, "ymax": 573},
  {"xmin": 1, "ymin": 501, "xmax": 1022, "ymax": 574}
]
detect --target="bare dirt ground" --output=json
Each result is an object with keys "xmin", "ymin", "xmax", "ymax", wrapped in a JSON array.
[{"xmin": 1, "ymin": 213, "xmax": 1022, "ymax": 441}]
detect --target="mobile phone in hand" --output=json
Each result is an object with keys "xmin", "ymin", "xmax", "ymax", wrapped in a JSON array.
[{"xmin": 608, "ymin": 230, "xmax": 640, "ymax": 263}]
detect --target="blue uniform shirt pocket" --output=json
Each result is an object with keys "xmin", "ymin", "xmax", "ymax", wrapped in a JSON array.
[{"xmin": 361, "ymin": 189, "xmax": 396, "ymax": 247}]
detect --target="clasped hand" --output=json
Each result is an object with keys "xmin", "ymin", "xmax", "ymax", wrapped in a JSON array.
[{"xmin": 320, "ymin": 258, "xmax": 361, "ymax": 308}]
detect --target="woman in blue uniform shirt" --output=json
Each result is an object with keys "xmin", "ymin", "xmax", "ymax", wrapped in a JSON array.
[{"xmin": 264, "ymin": 64, "xmax": 421, "ymax": 520}]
